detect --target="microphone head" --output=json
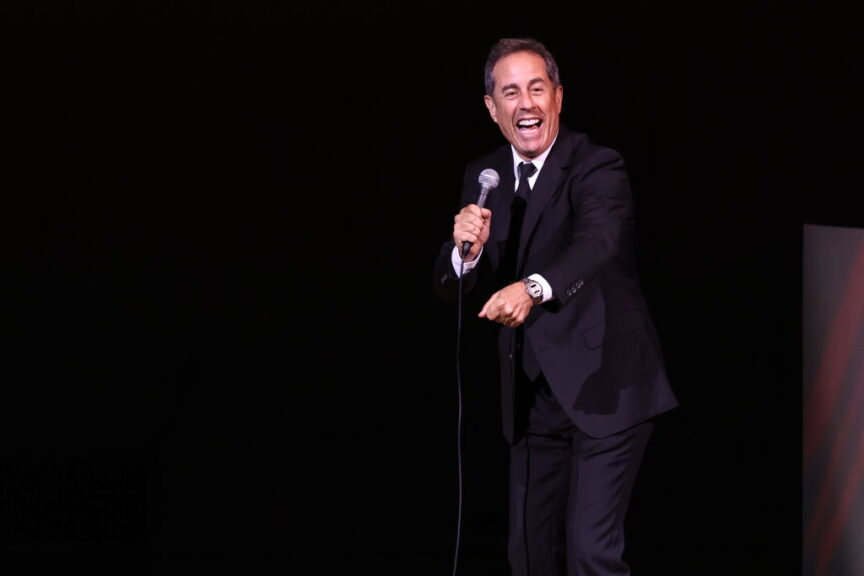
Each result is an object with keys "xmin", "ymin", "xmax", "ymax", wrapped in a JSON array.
[{"xmin": 478, "ymin": 168, "xmax": 500, "ymax": 190}]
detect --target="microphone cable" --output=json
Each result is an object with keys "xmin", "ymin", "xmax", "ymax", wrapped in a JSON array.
[
  {"xmin": 450, "ymin": 169, "xmax": 498, "ymax": 575},
  {"xmin": 451, "ymin": 257, "xmax": 468, "ymax": 576}
]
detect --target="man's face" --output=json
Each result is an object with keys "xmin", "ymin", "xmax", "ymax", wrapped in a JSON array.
[{"xmin": 484, "ymin": 51, "xmax": 563, "ymax": 161}]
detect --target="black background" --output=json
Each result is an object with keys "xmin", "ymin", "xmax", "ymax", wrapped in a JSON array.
[{"xmin": 3, "ymin": 2, "xmax": 862, "ymax": 575}]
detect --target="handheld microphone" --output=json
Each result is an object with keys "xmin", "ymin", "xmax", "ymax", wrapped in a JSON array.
[{"xmin": 461, "ymin": 168, "xmax": 500, "ymax": 257}]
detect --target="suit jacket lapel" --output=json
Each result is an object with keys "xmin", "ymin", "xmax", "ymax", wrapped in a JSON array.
[{"xmin": 517, "ymin": 130, "xmax": 577, "ymax": 272}]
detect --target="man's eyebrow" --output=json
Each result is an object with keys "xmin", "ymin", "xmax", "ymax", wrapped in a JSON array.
[{"xmin": 499, "ymin": 77, "xmax": 546, "ymax": 92}]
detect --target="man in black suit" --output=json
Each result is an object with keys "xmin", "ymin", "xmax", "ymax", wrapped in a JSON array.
[{"xmin": 433, "ymin": 37, "xmax": 679, "ymax": 575}]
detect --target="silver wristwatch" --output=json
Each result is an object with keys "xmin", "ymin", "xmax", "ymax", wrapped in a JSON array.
[{"xmin": 521, "ymin": 277, "xmax": 543, "ymax": 305}]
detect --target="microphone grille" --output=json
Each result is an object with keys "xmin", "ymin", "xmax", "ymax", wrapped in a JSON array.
[{"xmin": 478, "ymin": 168, "xmax": 500, "ymax": 189}]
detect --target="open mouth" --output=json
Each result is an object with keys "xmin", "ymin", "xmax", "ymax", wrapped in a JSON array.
[{"xmin": 517, "ymin": 118, "xmax": 541, "ymax": 132}]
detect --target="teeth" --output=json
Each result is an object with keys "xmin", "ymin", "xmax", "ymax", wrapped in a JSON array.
[{"xmin": 518, "ymin": 119, "xmax": 540, "ymax": 128}]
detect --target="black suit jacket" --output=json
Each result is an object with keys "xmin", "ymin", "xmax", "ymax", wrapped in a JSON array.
[{"xmin": 434, "ymin": 127, "xmax": 678, "ymax": 443}]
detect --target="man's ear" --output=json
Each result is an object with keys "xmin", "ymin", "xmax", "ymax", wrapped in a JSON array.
[{"xmin": 484, "ymin": 95, "xmax": 498, "ymax": 124}]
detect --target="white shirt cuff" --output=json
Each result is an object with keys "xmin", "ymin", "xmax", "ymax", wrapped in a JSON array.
[
  {"xmin": 451, "ymin": 245, "xmax": 482, "ymax": 276},
  {"xmin": 527, "ymin": 273, "xmax": 553, "ymax": 303}
]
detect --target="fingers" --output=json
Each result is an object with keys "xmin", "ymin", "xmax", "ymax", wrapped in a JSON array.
[
  {"xmin": 454, "ymin": 206, "xmax": 491, "ymax": 255},
  {"xmin": 455, "ymin": 205, "xmax": 491, "ymax": 228},
  {"xmin": 478, "ymin": 289, "xmax": 527, "ymax": 326},
  {"xmin": 455, "ymin": 207, "xmax": 486, "ymax": 233}
]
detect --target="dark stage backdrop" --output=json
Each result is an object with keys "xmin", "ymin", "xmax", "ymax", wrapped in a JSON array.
[{"xmin": 3, "ymin": 3, "xmax": 862, "ymax": 575}]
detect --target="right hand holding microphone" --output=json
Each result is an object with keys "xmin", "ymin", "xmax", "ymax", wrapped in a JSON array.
[
  {"xmin": 456, "ymin": 167, "xmax": 499, "ymax": 260},
  {"xmin": 454, "ymin": 204, "xmax": 492, "ymax": 261}
]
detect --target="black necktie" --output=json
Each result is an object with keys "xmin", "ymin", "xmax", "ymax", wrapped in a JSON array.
[
  {"xmin": 499, "ymin": 162, "xmax": 537, "ymax": 283},
  {"xmin": 516, "ymin": 162, "xmax": 536, "ymax": 199},
  {"xmin": 510, "ymin": 161, "xmax": 542, "ymax": 382}
]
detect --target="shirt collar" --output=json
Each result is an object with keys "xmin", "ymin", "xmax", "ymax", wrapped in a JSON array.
[{"xmin": 510, "ymin": 133, "xmax": 557, "ymax": 181}]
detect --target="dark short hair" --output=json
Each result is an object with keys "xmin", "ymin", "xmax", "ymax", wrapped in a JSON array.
[{"xmin": 483, "ymin": 37, "xmax": 561, "ymax": 96}]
